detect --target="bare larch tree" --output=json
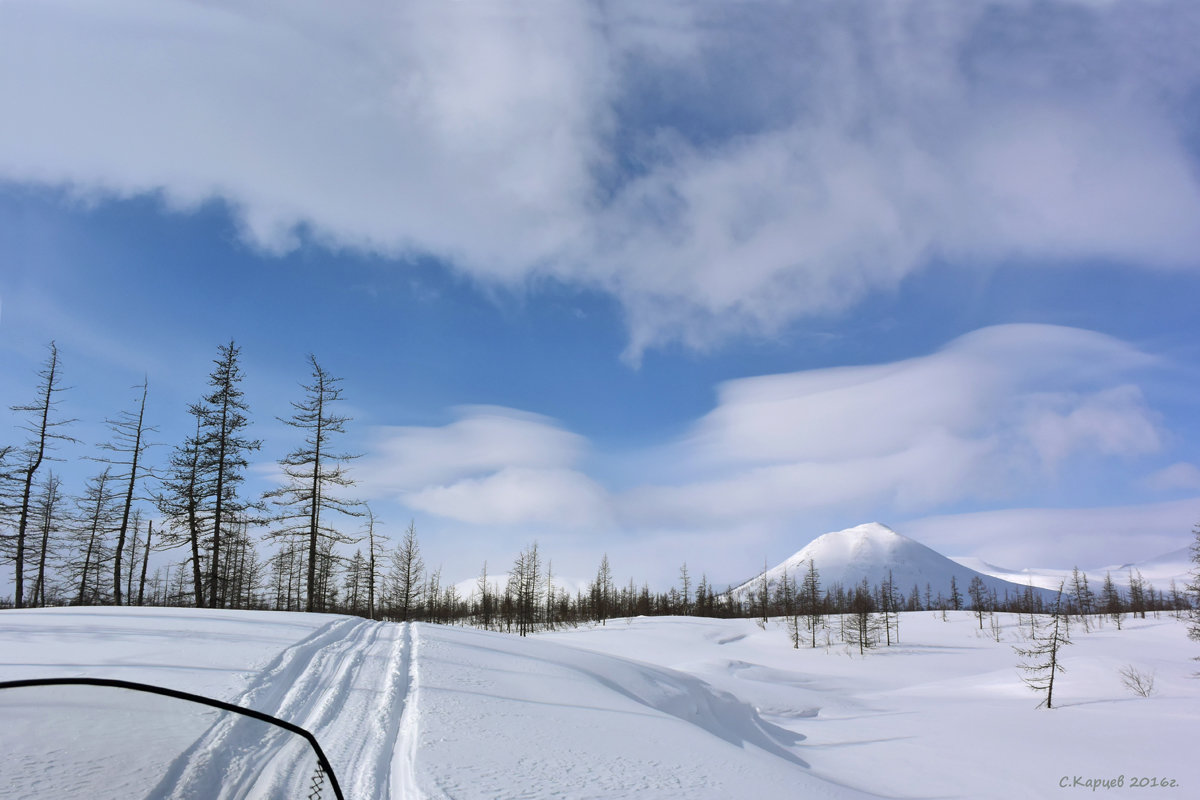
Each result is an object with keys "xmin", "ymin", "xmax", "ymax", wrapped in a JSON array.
[{"xmin": 264, "ymin": 354, "xmax": 360, "ymax": 612}]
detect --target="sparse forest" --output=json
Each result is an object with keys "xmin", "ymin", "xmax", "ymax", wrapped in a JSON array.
[{"xmin": 2, "ymin": 342, "xmax": 1197, "ymax": 654}]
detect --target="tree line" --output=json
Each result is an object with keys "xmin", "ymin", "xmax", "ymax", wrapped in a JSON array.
[
  {"xmin": 1, "ymin": 341, "xmax": 366, "ymax": 615},
  {"xmin": 3, "ymin": 342, "xmax": 1199, "ymax": 647}
]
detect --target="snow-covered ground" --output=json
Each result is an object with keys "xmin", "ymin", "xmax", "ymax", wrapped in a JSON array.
[{"xmin": 0, "ymin": 607, "xmax": 1195, "ymax": 799}]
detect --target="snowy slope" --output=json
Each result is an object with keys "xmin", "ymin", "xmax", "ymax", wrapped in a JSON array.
[
  {"xmin": 736, "ymin": 522, "xmax": 1056, "ymax": 603},
  {"xmin": 1100, "ymin": 546, "xmax": 1194, "ymax": 588}
]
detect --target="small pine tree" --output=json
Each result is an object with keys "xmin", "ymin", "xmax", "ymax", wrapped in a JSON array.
[
  {"xmin": 1128, "ymin": 569, "xmax": 1147, "ymax": 620},
  {"xmin": 591, "ymin": 553, "xmax": 614, "ymax": 624},
  {"xmin": 800, "ymin": 559, "xmax": 823, "ymax": 648},
  {"xmin": 1070, "ymin": 567, "xmax": 1094, "ymax": 631},
  {"xmin": 778, "ymin": 568, "xmax": 800, "ymax": 648},
  {"xmin": 1013, "ymin": 583, "xmax": 1071, "ymax": 709},
  {"xmin": 845, "ymin": 579, "xmax": 878, "ymax": 656},
  {"xmin": 949, "ymin": 575, "xmax": 963, "ymax": 611},
  {"xmin": 388, "ymin": 520, "xmax": 424, "ymax": 621},
  {"xmin": 880, "ymin": 570, "xmax": 900, "ymax": 645},
  {"xmin": 678, "ymin": 562, "xmax": 691, "ymax": 615},
  {"xmin": 968, "ymin": 575, "xmax": 989, "ymax": 629},
  {"xmin": 757, "ymin": 558, "xmax": 771, "ymax": 624},
  {"xmin": 1102, "ymin": 572, "xmax": 1123, "ymax": 630}
]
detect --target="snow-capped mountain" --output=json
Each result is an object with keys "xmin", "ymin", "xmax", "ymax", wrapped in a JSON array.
[{"xmin": 734, "ymin": 522, "xmax": 1055, "ymax": 604}]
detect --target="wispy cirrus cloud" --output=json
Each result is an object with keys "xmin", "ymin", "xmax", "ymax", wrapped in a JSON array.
[{"xmin": 2, "ymin": 1, "xmax": 1198, "ymax": 360}]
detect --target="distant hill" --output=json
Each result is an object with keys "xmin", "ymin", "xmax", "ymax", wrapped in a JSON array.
[
  {"xmin": 733, "ymin": 522, "xmax": 1058, "ymax": 605},
  {"xmin": 952, "ymin": 546, "xmax": 1193, "ymax": 593},
  {"xmin": 452, "ymin": 573, "xmax": 592, "ymax": 601}
]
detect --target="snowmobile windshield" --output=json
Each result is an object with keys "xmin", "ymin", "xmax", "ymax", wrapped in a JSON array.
[{"xmin": 0, "ymin": 677, "xmax": 344, "ymax": 800}]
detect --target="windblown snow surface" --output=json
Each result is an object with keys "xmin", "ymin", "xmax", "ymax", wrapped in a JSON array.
[{"xmin": 0, "ymin": 606, "xmax": 1195, "ymax": 799}]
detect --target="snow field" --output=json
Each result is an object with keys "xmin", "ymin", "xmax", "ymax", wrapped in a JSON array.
[
  {"xmin": 0, "ymin": 607, "xmax": 1195, "ymax": 799},
  {"xmin": 0, "ymin": 606, "xmax": 337, "ymax": 699},
  {"xmin": 0, "ymin": 608, "xmax": 419, "ymax": 799},
  {"xmin": 412, "ymin": 622, "xmax": 865, "ymax": 799},
  {"xmin": 550, "ymin": 613, "xmax": 1198, "ymax": 799}
]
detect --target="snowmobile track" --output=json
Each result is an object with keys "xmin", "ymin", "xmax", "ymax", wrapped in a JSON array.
[{"xmin": 235, "ymin": 618, "xmax": 419, "ymax": 800}]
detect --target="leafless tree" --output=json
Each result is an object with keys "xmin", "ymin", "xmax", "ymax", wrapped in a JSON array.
[
  {"xmin": 1014, "ymin": 583, "xmax": 1071, "ymax": 709},
  {"xmin": 388, "ymin": 520, "xmax": 424, "ymax": 621},
  {"xmin": 195, "ymin": 341, "xmax": 260, "ymax": 608},
  {"xmin": 1188, "ymin": 523, "xmax": 1200, "ymax": 650},
  {"xmin": 94, "ymin": 380, "xmax": 155, "ymax": 605},
  {"xmin": 800, "ymin": 559, "xmax": 823, "ymax": 648},
  {"xmin": 364, "ymin": 506, "xmax": 384, "ymax": 620},
  {"xmin": 67, "ymin": 469, "xmax": 120, "ymax": 605},
  {"xmin": 264, "ymin": 355, "xmax": 360, "ymax": 612},
  {"xmin": 28, "ymin": 471, "xmax": 65, "ymax": 608},
  {"xmin": 1118, "ymin": 665, "xmax": 1155, "ymax": 697},
  {"xmin": 9, "ymin": 343, "xmax": 77, "ymax": 608}
]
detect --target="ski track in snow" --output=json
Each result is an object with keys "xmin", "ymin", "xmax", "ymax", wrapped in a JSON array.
[{"xmin": 233, "ymin": 617, "xmax": 419, "ymax": 800}]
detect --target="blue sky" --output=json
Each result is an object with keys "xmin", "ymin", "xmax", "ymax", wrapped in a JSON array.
[{"xmin": 2, "ymin": 0, "xmax": 1200, "ymax": 589}]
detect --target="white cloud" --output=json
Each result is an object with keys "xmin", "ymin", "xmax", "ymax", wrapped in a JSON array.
[
  {"xmin": 1141, "ymin": 462, "xmax": 1200, "ymax": 493},
  {"xmin": 1022, "ymin": 385, "xmax": 1161, "ymax": 470},
  {"xmin": 669, "ymin": 323, "xmax": 1155, "ymax": 478},
  {"xmin": 355, "ymin": 405, "xmax": 587, "ymax": 494},
  {"xmin": 0, "ymin": 0, "xmax": 610, "ymax": 267},
  {"xmin": 353, "ymin": 407, "xmax": 614, "ymax": 531},
  {"xmin": 901, "ymin": 498, "xmax": 1200, "ymax": 569},
  {"xmin": 614, "ymin": 325, "xmax": 1166, "ymax": 530},
  {"xmin": 404, "ymin": 467, "xmax": 613, "ymax": 529},
  {"xmin": 283, "ymin": 321, "xmax": 1200, "ymax": 586},
  {"xmin": 620, "ymin": 431, "xmax": 997, "ymax": 526},
  {"xmin": 355, "ymin": 326, "xmax": 1172, "ymax": 543},
  {"xmin": 3, "ymin": 1, "xmax": 1199, "ymax": 357}
]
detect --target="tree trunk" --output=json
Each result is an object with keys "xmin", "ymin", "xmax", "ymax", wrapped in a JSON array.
[
  {"xmin": 112, "ymin": 382, "xmax": 148, "ymax": 605},
  {"xmin": 138, "ymin": 521, "xmax": 153, "ymax": 606}
]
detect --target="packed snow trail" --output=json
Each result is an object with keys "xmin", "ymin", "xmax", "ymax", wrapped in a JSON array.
[{"xmin": 232, "ymin": 618, "xmax": 419, "ymax": 800}]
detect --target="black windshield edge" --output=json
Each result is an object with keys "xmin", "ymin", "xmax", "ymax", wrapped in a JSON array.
[{"xmin": 0, "ymin": 676, "xmax": 345, "ymax": 800}]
